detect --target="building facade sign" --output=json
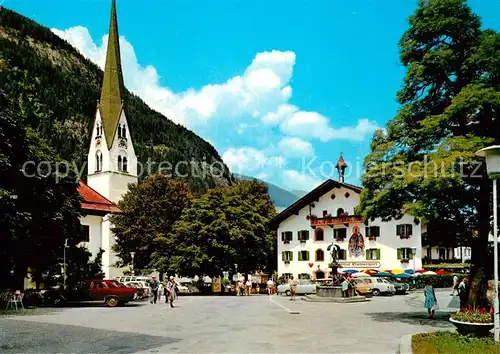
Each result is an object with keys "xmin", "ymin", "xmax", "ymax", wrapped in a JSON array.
[{"xmin": 338, "ymin": 260, "xmax": 380, "ymax": 268}]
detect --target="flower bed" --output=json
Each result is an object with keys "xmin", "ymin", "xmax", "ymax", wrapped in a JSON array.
[{"xmin": 412, "ymin": 331, "xmax": 500, "ymax": 354}]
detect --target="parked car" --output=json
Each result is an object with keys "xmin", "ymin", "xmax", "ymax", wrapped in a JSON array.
[
  {"xmin": 384, "ymin": 277, "xmax": 410, "ymax": 294},
  {"xmin": 352, "ymin": 279, "xmax": 373, "ymax": 296},
  {"xmin": 176, "ymin": 282, "xmax": 190, "ymax": 294},
  {"xmin": 359, "ymin": 277, "xmax": 396, "ymax": 296},
  {"xmin": 48, "ymin": 279, "xmax": 137, "ymax": 307},
  {"xmin": 277, "ymin": 279, "xmax": 317, "ymax": 296}
]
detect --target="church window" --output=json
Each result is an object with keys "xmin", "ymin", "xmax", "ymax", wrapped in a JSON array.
[
  {"xmin": 122, "ymin": 125, "xmax": 126, "ymax": 139},
  {"xmin": 95, "ymin": 151, "xmax": 102, "ymax": 172},
  {"xmin": 118, "ymin": 125, "xmax": 122, "ymax": 138},
  {"xmin": 96, "ymin": 124, "xmax": 102, "ymax": 138},
  {"xmin": 122, "ymin": 157, "xmax": 128, "ymax": 172},
  {"xmin": 118, "ymin": 155, "xmax": 122, "ymax": 171}
]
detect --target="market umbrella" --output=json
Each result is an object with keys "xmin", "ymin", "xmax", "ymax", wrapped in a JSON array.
[
  {"xmin": 341, "ymin": 269, "xmax": 359, "ymax": 274},
  {"xmin": 392, "ymin": 268, "xmax": 405, "ymax": 275},
  {"xmin": 415, "ymin": 269, "xmax": 426, "ymax": 274},
  {"xmin": 352, "ymin": 272, "xmax": 370, "ymax": 278},
  {"xmin": 394, "ymin": 273, "xmax": 412, "ymax": 279},
  {"xmin": 364, "ymin": 269, "xmax": 378, "ymax": 275},
  {"xmin": 404, "ymin": 269, "xmax": 415, "ymax": 274},
  {"xmin": 373, "ymin": 272, "xmax": 394, "ymax": 277},
  {"xmin": 436, "ymin": 269, "xmax": 452, "ymax": 275},
  {"xmin": 423, "ymin": 271, "xmax": 437, "ymax": 275}
]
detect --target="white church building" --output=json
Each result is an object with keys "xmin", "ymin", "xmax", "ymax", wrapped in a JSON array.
[
  {"xmin": 271, "ymin": 155, "xmax": 423, "ymax": 280},
  {"xmin": 77, "ymin": 0, "xmax": 137, "ymax": 279}
]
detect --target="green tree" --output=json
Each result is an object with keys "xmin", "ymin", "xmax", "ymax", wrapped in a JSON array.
[
  {"xmin": 168, "ymin": 180, "xmax": 276, "ymax": 277},
  {"xmin": 0, "ymin": 92, "xmax": 82, "ymax": 288},
  {"xmin": 110, "ymin": 174, "xmax": 193, "ymax": 275},
  {"xmin": 356, "ymin": 0, "xmax": 500, "ymax": 306}
]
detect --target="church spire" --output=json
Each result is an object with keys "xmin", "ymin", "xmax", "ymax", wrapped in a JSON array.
[{"xmin": 99, "ymin": 0, "xmax": 125, "ymax": 149}]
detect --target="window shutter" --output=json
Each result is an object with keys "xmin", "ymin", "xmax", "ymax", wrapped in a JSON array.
[
  {"xmin": 305, "ymin": 230, "xmax": 310, "ymax": 240},
  {"xmin": 374, "ymin": 227, "xmax": 380, "ymax": 237},
  {"xmin": 410, "ymin": 248, "xmax": 416, "ymax": 260},
  {"xmin": 396, "ymin": 225, "xmax": 401, "ymax": 236},
  {"xmin": 365, "ymin": 227, "xmax": 369, "ymax": 236},
  {"xmin": 376, "ymin": 249, "xmax": 381, "ymax": 260},
  {"xmin": 306, "ymin": 251, "xmax": 310, "ymax": 261},
  {"xmin": 282, "ymin": 251, "xmax": 285, "ymax": 260},
  {"xmin": 281, "ymin": 232, "xmax": 285, "ymax": 241},
  {"xmin": 341, "ymin": 250, "xmax": 346, "ymax": 260},
  {"xmin": 289, "ymin": 252, "xmax": 293, "ymax": 261},
  {"xmin": 408, "ymin": 225, "xmax": 413, "ymax": 236},
  {"xmin": 298, "ymin": 251, "xmax": 303, "ymax": 261},
  {"xmin": 397, "ymin": 248, "xmax": 401, "ymax": 260},
  {"xmin": 365, "ymin": 250, "xmax": 369, "ymax": 260}
]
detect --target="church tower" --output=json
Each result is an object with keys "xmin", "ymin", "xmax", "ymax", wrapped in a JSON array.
[
  {"xmin": 87, "ymin": 0, "xmax": 137, "ymax": 203},
  {"xmin": 335, "ymin": 153, "xmax": 347, "ymax": 183},
  {"xmin": 86, "ymin": 0, "xmax": 137, "ymax": 279}
]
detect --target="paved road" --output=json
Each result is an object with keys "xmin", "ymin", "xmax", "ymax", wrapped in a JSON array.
[{"xmin": 0, "ymin": 289, "xmax": 457, "ymax": 353}]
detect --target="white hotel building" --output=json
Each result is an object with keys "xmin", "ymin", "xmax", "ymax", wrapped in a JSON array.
[{"xmin": 271, "ymin": 156, "xmax": 423, "ymax": 280}]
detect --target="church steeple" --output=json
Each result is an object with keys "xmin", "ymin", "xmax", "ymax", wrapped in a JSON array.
[
  {"xmin": 335, "ymin": 153, "xmax": 347, "ymax": 183},
  {"xmin": 99, "ymin": 0, "xmax": 125, "ymax": 149}
]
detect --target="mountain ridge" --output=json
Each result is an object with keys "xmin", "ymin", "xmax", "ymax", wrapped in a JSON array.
[
  {"xmin": 233, "ymin": 173, "xmax": 300, "ymax": 210},
  {"xmin": 0, "ymin": 7, "xmax": 232, "ymax": 192}
]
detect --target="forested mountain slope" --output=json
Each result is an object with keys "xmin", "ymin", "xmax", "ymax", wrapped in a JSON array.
[{"xmin": 0, "ymin": 7, "xmax": 233, "ymax": 192}]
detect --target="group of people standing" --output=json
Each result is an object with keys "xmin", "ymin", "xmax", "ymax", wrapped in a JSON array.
[{"xmin": 150, "ymin": 275, "xmax": 177, "ymax": 308}]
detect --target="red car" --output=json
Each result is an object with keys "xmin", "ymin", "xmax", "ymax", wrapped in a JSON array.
[{"xmin": 51, "ymin": 279, "xmax": 137, "ymax": 307}]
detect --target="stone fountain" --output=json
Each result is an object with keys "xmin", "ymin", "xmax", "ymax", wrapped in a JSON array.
[{"xmin": 303, "ymin": 243, "xmax": 370, "ymax": 303}]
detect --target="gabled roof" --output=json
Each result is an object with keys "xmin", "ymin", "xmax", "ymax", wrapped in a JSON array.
[
  {"xmin": 270, "ymin": 179, "xmax": 362, "ymax": 229},
  {"xmin": 99, "ymin": 0, "xmax": 125, "ymax": 149},
  {"xmin": 78, "ymin": 181, "xmax": 120, "ymax": 214}
]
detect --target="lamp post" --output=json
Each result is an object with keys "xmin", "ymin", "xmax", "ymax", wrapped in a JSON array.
[
  {"xmin": 63, "ymin": 238, "xmax": 68, "ymax": 290},
  {"xmin": 130, "ymin": 252, "xmax": 135, "ymax": 275},
  {"xmin": 476, "ymin": 145, "xmax": 500, "ymax": 342}
]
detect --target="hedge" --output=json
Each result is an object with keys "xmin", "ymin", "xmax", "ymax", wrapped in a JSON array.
[
  {"xmin": 410, "ymin": 274, "xmax": 467, "ymax": 289},
  {"xmin": 424, "ymin": 263, "xmax": 470, "ymax": 269}
]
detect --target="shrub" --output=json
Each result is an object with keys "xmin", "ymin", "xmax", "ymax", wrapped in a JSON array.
[{"xmin": 413, "ymin": 274, "xmax": 467, "ymax": 289}]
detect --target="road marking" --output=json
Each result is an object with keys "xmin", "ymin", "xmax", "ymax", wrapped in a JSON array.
[{"xmin": 269, "ymin": 295, "xmax": 300, "ymax": 314}]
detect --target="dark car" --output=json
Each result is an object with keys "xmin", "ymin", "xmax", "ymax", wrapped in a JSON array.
[
  {"xmin": 383, "ymin": 277, "xmax": 409, "ymax": 294},
  {"xmin": 49, "ymin": 279, "xmax": 137, "ymax": 307}
]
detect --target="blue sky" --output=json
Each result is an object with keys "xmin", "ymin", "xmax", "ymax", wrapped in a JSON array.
[{"xmin": 5, "ymin": 0, "xmax": 500, "ymax": 191}]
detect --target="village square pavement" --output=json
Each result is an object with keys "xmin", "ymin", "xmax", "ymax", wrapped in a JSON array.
[{"xmin": 0, "ymin": 289, "xmax": 459, "ymax": 353}]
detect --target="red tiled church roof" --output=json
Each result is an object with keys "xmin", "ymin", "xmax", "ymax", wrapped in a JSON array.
[{"xmin": 77, "ymin": 181, "xmax": 121, "ymax": 214}]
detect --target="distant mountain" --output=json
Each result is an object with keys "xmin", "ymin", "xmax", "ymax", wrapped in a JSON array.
[
  {"xmin": 291, "ymin": 189, "xmax": 308, "ymax": 198},
  {"xmin": 233, "ymin": 174, "xmax": 299, "ymax": 209}
]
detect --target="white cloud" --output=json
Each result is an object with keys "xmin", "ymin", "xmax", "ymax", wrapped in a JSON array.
[
  {"xmin": 282, "ymin": 169, "xmax": 322, "ymax": 190},
  {"xmin": 52, "ymin": 26, "xmax": 378, "ymax": 139},
  {"xmin": 278, "ymin": 137, "xmax": 314, "ymax": 157},
  {"xmin": 52, "ymin": 25, "xmax": 379, "ymax": 188},
  {"xmin": 222, "ymin": 147, "xmax": 285, "ymax": 176}
]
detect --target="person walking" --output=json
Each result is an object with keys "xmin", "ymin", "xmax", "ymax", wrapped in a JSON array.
[
  {"xmin": 424, "ymin": 280, "xmax": 437, "ymax": 319},
  {"xmin": 165, "ymin": 276, "xmax": 176, "ymax": 308},
  {"xmin": 288, "ymin": 276, "xmax": 298, "ymax": 301},
  {"xmin": 150, "ymin": 276, "xmax": 159, "ymax": 304},
  {"xmin": 458, "ymin": 278, "xmax": 468, "ymax": 309},
  {"xmin": 451, "ymin": 275, "xmax": 459, "ymax": 296},
  {"xmin": 341, "ymin": 277, "xmax": 350, "ymax": 297},
  {"xmin": 267, "ymin": 278, "xmax": 274, "ymax": 295}
]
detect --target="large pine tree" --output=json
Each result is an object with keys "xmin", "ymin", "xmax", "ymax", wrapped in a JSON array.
[{"xmin": 357, "ymin": 0, "xmax": 500, "ymax": 305}]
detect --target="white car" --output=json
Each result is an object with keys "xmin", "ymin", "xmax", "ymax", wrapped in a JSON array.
[
  {"xmin": 359, "ymin": 277, "xmax": 396, "ymax": 296},
  {"xmin": 176, "ymin": 282, "xmax": 190, "ymax": 294},
  {"xmin": 277, "ymin": 279, "xmax": 317, "ymax": 296}
]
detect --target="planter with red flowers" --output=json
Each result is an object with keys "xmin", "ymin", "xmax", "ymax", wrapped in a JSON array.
[
  {"xmin": 449, "ymin": 306, "xmax": 494, "ymax": 337},
  {"xmin": 368, "ymin": 236, "xmax": 377, "ymax": 241}
]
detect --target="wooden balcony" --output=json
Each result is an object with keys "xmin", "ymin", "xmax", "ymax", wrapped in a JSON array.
[{"xmin": 310, "ymin": 215, "xmax": 365, "ymax": 228}]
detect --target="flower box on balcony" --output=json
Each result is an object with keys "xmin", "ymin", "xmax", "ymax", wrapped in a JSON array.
[
  {"xmin": 399, "ymin": 235, "xmax": 411, "ymax": 239},
  {"xmin": 368, "ymin": 236, "xmax": 377, "ymax": 241},
  {"xmin": 284, "ymin": 260, "xmax": 290, "ymax": 264},
  {"xmin": 335, "ymin": 237, "xmax": 345, "ymax": 242},
  {"xmin": 400, "ymin": 259, "xmax": 410, "ymax": 263}
]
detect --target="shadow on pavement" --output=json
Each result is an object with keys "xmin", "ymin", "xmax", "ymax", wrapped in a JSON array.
[{"xmin": 365, "ymin": 311, "xmax": 454, "ymax": 328}]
